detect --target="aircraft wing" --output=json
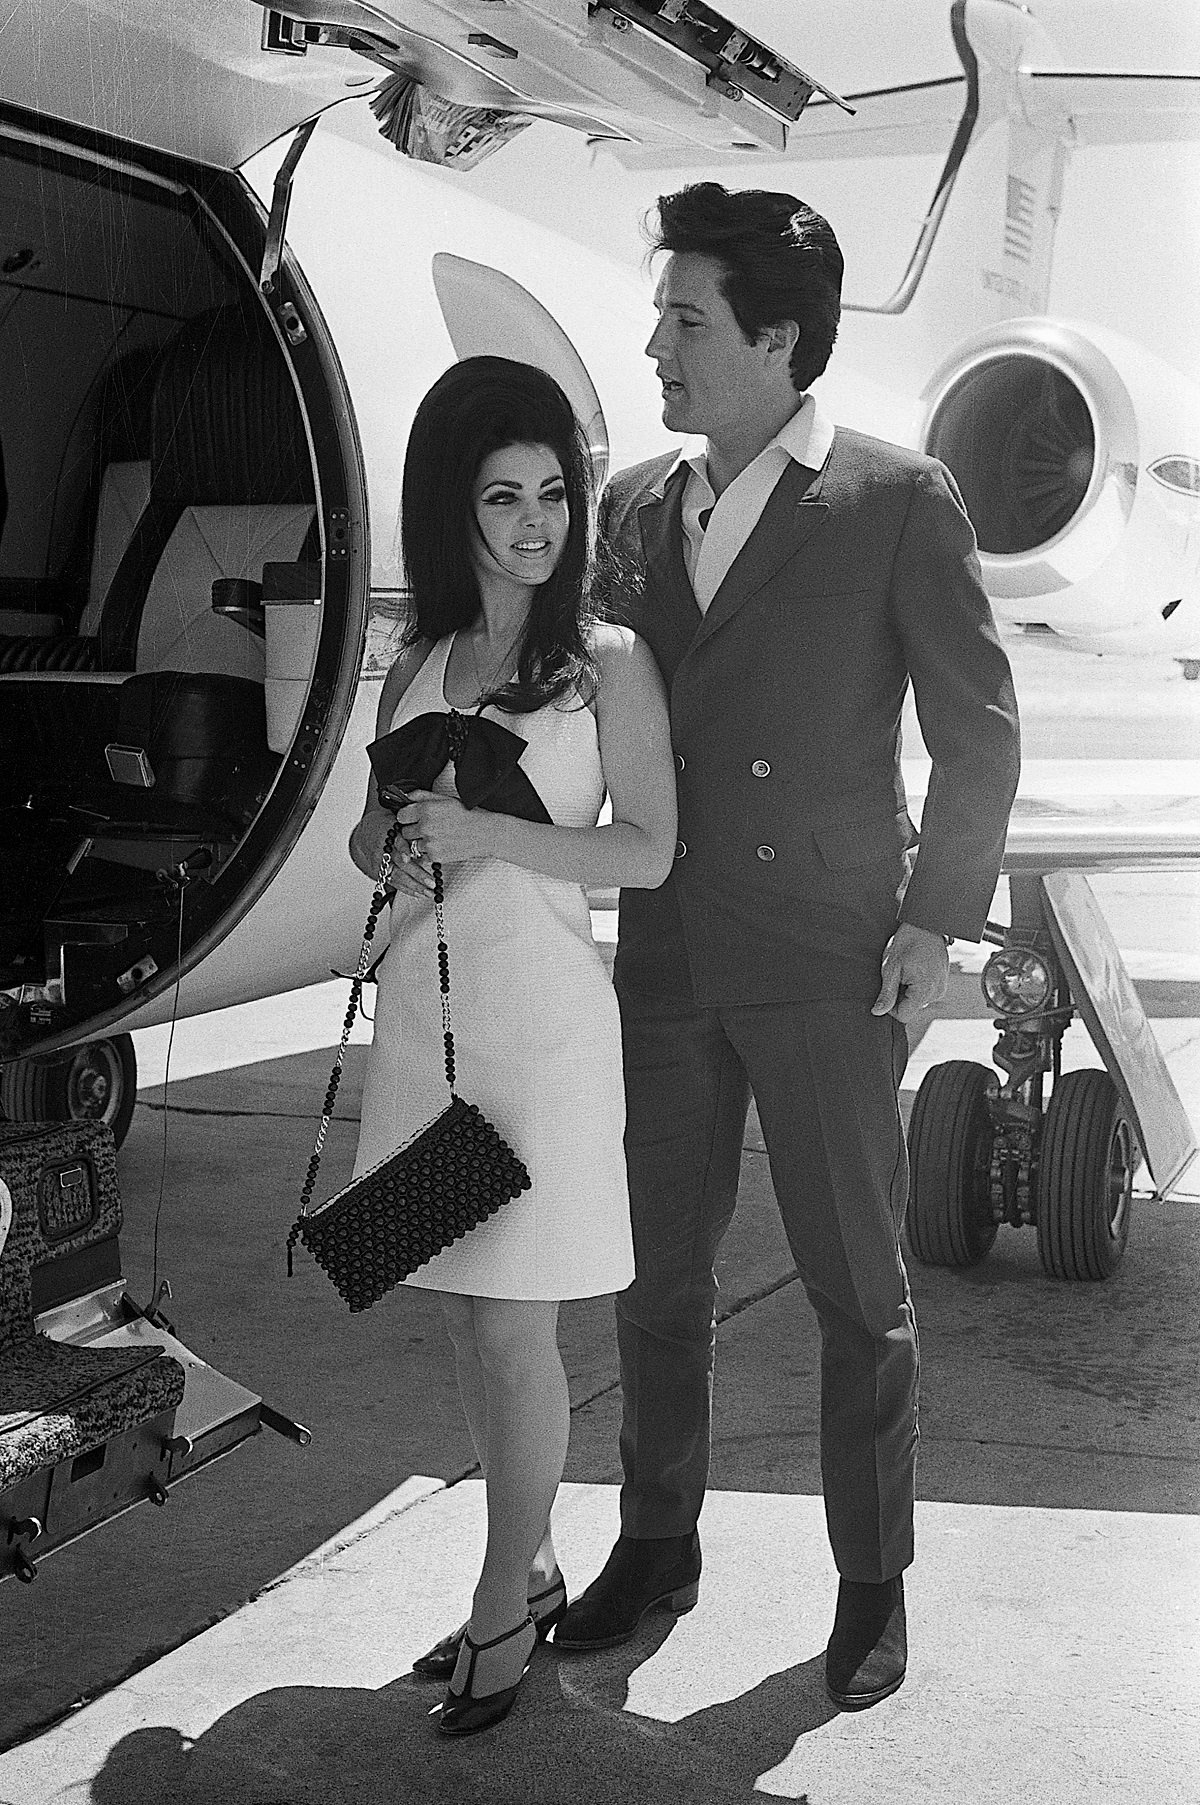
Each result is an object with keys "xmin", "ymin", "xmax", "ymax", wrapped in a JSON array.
[
  {"xmin": 903, "ymin": 758, "xmax": 1200, "ymax": 872},
  {"xmin": 1022, "ymin": 71, "xmax": 1200, "ymax": 145},
  {"xmin": 777, "ymin": 69, "xmax": 1200, "ymax": 164}
]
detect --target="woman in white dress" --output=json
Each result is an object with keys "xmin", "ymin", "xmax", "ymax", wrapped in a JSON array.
[{"xmin": 349, "ymin": 358, "xmax": 676, "ymax": 1736}]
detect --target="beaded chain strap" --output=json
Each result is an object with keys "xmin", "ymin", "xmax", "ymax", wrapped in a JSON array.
[
  {"xmin": 287, "ymin": 760, "xmax": 531, "ymax": 1312},
  {"xmin": 289, "ymin": 822, "xmax": 402, "ymax": 1261}
]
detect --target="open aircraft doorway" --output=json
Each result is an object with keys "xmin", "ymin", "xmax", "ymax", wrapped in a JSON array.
[
  {"xmin": 0, "ymin": 88, "xmax": 364, "ymax": 1581},
  {"xmin": 0, "ymin": 120, "xmax": 367, "ymax": 1140}
]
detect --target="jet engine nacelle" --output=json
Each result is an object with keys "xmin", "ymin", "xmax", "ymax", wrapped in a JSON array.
[{"xmin": 917, "ymin": 319, "xmax": 1200, "ymax": 655}]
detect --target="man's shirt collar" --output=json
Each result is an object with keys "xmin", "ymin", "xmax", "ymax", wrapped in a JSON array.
[{"xmin": 671, "ymin": 392, "xmax": 834, "ymax": 497}]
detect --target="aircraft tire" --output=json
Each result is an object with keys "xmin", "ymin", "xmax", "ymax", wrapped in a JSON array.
[
  {"xmin": 1036, "ymin": 1068, "xmax": 1135, "ymax": 1281},
  {"xmin": 905, "ymin": 1060, "xmax": 998, "ymax": 1266},
  {"xmin": 0, "ymin": 1035, "xmax": 138, "ymax": 1151}
]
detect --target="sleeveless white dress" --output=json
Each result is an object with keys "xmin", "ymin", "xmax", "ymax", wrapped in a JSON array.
[{"xmin": 352, "ymin": 634, "xmax": 634, "ymax": 1300}]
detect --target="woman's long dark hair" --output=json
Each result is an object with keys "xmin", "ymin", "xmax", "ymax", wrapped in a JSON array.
[{"xmin": 401, "ymin": 356, "xmax": 599, "ymax": 713}]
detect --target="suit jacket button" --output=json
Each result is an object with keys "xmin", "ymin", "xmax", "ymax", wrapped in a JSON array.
[
  {"xmin": 755, "ymin": 844, "xmax": 775, "ymax": 861},
  {"xmin": 675, "ymin": 840, "xmax": 687, "ymax": 858},
  {"xmin": 675, "ymin": 753, "xmax": 686, "ymax": 772},
  {"xmin": 751, "ymin": 760, "xmax": 770, "ymax": 777}
]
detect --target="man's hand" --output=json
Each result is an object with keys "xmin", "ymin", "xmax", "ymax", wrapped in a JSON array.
[{"xmin": 871, "ymin": 922, "xmax": 950, "ymax": 1023}]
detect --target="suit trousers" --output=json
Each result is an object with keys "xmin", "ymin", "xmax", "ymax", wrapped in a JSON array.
[{"xmin": 614, "ymin": 991, "xmax": 919, "ymax": 1582}]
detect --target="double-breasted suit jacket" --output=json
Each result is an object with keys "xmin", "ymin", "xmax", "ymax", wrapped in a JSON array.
[{"xmin": 602, "ymin": 427, "xmax": 1021, "ymax": 1007}]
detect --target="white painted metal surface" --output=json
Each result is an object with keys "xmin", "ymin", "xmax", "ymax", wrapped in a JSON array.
[
  {"xmin": 432, "ymin": 252, "xmax": 610, "ymax": 487},
  {"xmin": 1040, "ymin": 869, "xmax": 1199, "ymax": 1195}
]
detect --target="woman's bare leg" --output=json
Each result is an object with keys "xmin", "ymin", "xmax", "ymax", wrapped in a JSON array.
[
  {"xmin": 468, "ymin": 1296, "xmax": 569, "ymax": 1645},
  {"xmin": 441, "ymin": 1293, "xmax": 488, "ymax": 1473},
  {"xmin": 440, "ymin": 1294, "xmax": 563, "ymax": 1599}
]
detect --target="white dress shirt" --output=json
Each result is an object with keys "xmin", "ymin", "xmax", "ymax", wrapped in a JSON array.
[{"xmin": 677, "ymin": 394, "xmax": 836, "ymax": 613}]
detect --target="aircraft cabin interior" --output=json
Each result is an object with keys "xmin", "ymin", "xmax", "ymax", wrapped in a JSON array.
[{"xmin": 0, "ymin": 122, "xmax": 357, "ymax": 1084}]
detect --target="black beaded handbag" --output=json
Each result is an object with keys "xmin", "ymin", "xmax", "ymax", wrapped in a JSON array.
[{"xmin": 287, "ymin": 825, "xmax": 531, "ymax": 1312}]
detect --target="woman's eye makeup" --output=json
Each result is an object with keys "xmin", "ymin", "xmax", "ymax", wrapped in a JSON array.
[{"xmin": 480, "ymin": 486, "xmax": 566, "ymax": 506}]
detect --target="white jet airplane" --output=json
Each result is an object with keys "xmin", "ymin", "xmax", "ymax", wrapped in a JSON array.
[{"xmin": 1, "ymin": 0, "xmax": 1198, "ymax": 1581}]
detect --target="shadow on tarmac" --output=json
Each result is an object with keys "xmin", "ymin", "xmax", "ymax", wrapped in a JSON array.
[{"xmin": 86, "ymin": 1618, "xmax": 836, "ymax": 1805}]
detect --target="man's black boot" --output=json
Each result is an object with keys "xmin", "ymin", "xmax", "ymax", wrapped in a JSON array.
[
  {"xmin": 825, "ymin": 1576, "xmax": 907, "ymax": 1709},
  {"xmin": 553, "ymin": 1532, "xmax": 701, "ymax": 1650}
]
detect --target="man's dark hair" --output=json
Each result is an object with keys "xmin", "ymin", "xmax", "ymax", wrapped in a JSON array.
[
  {"xmin": 401, "ymin": 356, "xmax": 598, "ymax": 713},
  {"xmin": 650, "ymin": 182, "xmax": 843, "ymax": 394}
]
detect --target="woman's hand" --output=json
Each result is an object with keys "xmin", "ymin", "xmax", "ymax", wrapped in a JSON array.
[
  {"xmin": 394, "ymin": 790, "xmax": 498, "ymax": 870},
  {"xmin": 349, "ymin": 804, "xmax": 436, "ymax": 899},
  {"xmin": 349, "ymin": 806, "xmax": 394, "ymax": 882}
]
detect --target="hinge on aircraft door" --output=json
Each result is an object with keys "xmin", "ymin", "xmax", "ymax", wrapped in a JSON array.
[
  {"xmin": 259, "ymin": 116, "xmax": 318, "ymax": 342},
  {"xmin": 593, "ymin": 2, "xmax": 853, "ymax": 126},
  {"xmin": 261, "ymin": 10, "xmax": 324, "ymax": 57}
]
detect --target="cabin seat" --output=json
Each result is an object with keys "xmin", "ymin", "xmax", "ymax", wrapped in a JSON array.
[
  {"xmin": 0, "ymin": 304, "xmax": 315, "ymax": 835},
  {"xmin": 0, "ymin": 465, "xmax": 153, "ymax": 671},
  {"xmin": 0, "ymin": 1122, "xmax": 184, "ymax": 1546},
  {"xmin": 0, "ymin": 300, "xmax": 313, "ymax": 677},
  {"xmin": 126, "ymin": 301, "xmax": 315, "ymax": 681},
  {"xmin": 72, "ymin": 345, "xmax": 159, "ymax": 647},
  {"xmin": 80, "ymin": 301, "xmax": 316, "ymax": 837},
  {"xmin": 0, "ymin": 346, "xmax": 155, "ymax": 672},
  {"xmin": 78, "ymin": 461, "xmax": 152, "ymax": 639}
]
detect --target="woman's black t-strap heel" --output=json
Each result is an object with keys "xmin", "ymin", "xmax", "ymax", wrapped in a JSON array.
[
  {"xmin": 414, "ymin": 1574, "xmax": 567, "ymax": 1680},
  {"xmin": 438, "ymin": 1614, "xmax": 538, "ymax": 1737}
]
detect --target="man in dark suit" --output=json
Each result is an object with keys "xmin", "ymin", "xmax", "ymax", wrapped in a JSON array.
[{"xmin": 555, "ymin": 184, "xmax": 1020, "ymax": 1707}]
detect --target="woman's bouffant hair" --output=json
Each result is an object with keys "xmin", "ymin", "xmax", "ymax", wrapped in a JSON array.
[
  {"xmin": 400, "ymin": 356, "xmax": 598, "ymax": 713},
  {"xmin": 650, "ymin": 182, "xmax": 843, "ymax": 394}
]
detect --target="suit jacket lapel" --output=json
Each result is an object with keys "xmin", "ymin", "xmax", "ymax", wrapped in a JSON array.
[
  {"xmin": 690, "ymin": 457, "xmax": 829, "ymax": 653},
  {"xmin": 634, "ymin": 464, "xmax": 701, "ymax": 677}
]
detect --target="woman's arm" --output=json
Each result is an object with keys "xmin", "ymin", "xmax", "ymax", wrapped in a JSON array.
[
  {"xmin": 395, "ymin": 626, "xmax": 677, "ymax": 889},
  {"xmin": 348, "ymin": 639, "xmax": 437, "ymax": 894}
]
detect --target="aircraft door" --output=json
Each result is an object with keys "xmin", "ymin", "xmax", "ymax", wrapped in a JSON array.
[{"xmin": 0, "ymin": 120, "xmax": 370, "ymax": 1067}]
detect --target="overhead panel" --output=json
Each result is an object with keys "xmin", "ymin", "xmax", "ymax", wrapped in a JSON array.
[
  {"xmin": 2, "ymin": 1, "xmax": 849, "ymax": 169},
  {"xmin": 256, "ymin": 0, "xmax": 851, "ymax": 158}
]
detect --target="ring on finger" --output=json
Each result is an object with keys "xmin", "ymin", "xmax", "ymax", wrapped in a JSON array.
[{"xmin": 410, "ymin": 837, "xmax": 422, "ymax": 861}]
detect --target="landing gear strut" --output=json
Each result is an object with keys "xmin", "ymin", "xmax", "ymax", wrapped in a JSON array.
[{"xmin": 905, "ymin": 876, "xmax": 1139, "ymax": 1281}]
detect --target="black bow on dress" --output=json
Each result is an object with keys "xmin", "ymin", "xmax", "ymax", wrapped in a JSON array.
[{"xmin": 367, "ymin": 709, "xmax": 552, "ymax": 824}]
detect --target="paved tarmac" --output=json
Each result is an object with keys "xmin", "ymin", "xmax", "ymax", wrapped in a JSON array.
[
  {"xmin": 1, "ymin": 956, "xmax": 1198, "ymax": 1800},
  {"xmin": 2, "ymin": 633, "xmax": 1199, "ymax": 1798}
]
